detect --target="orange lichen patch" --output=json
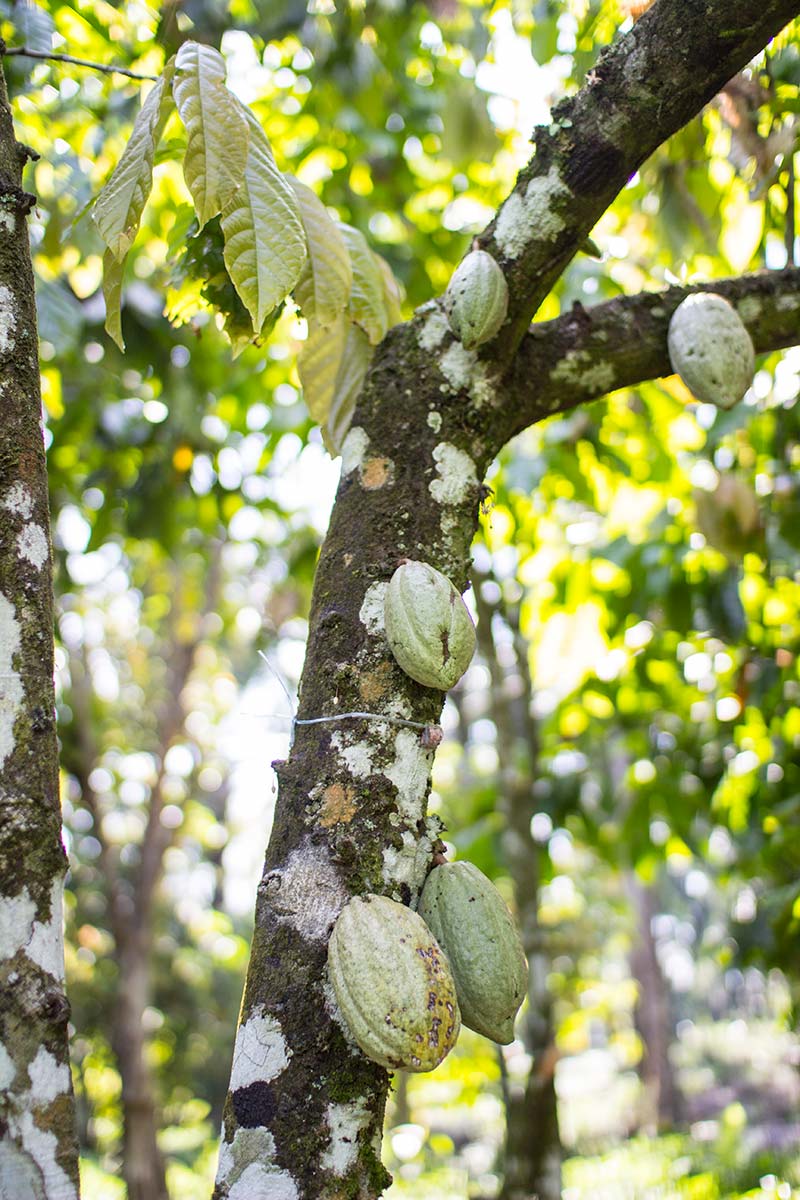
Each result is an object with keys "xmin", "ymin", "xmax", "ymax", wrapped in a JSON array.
[
  {"xmin": 359, "ymin": 661, "xmax": 393, "ymax": 705},
  {"xmin": 319, "ymin": 782, "xmax": 357, "ymax": 827},
  {"xmin": 619, "ymin": 0, "xmax": 654, "ymax": 16},
  {"xmin": 361, "ymin": 457, "xmax": 394, "ymax": 490}
]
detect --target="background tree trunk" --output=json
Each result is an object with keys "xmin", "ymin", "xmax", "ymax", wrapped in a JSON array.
[{"xmin": 0, "ymin": 61, "xmax": 79, "ymax": 1199}]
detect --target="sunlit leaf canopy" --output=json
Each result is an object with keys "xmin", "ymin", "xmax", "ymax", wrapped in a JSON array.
[{"xmin": 3, "ymin": 0, "xmax": 800, "ymax": 1191}]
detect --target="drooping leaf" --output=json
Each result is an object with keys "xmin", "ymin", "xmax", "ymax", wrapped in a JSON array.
[
  {"xmin": 93, "ymin": 61, "xmax": 176, "ymax": 261},
  {"xmin": 173, "ymin": 42, "xmax": 249, "ymax": 229},
  {"xmin": 373, "ymin": 251, "xmax": 404, "ymax": 328},
  {"xmin": 14, "ymin": 0, "xmax": 53, "ymax": 53},
  {"xmin": 323, "ymin": 325, "xmax": 374, "ymax": 455},
  {"xmin": 287, "ymin": 176, "xmax": 352, "ymax": 328},
  {"xmin": 220, "ymin": 104, "xmax": 306, "ymax": 332},
  {"xmin": 102, "ymin": 249, "xmax": 126, "ymax": 350},
  {"xmin": 297, "ymin": 312, "xmax": 348, "ymax": 424},
  {"xmin": 338, "ymin": 223, "xmax": 388, "ymax": 345}
]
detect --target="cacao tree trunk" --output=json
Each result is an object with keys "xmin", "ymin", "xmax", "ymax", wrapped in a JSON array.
[{"xmin": 0, "ymin": 61, "xmax": 80, "ymax": 1199}]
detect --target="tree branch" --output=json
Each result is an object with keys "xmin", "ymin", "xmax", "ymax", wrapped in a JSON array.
[
  {"xmin": 478, "ymin": 0, "xmax": 800, "ymax": 356},
  {"xmin": 493, "ymin": 266, "xmax": 800, "ymax": 450},
  {"xmin": 1, "ymin": 43, "xmax": 158, "ymax": 81}
]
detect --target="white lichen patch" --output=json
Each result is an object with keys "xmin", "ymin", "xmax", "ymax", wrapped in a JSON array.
[
  {"xmin": 228, "ymin": 1162, "xmax": 299, "ymax": 1200},
  {"xmin": 495, "ymin": 166, "xmax": 571, "ymax": 260},
  {"xmin": 775, "ymin": 293, "xmax": 800, "ymax": 312},
  {"xmin": 426, "ymin": 410, "xmax": 442, "ymax": 433},
  {"xmin": 736, "ymin": 295, "xmax": 762, "ymax": 323},
  {"xmin": 382, "ymin": 828, "xmax": 434, "ymax": 896},
  {"xmin": 17, "ymin": 1111, "xmax": 78, "ymax": 1200},
  {"xmin": 340, "ymin": 427, "xmax": 370, "ymax": 477},
  {"xmin": 216, "ymin": 1127, "xmax": 300, "ymax": 1200},
  {"xmin": 418, "ymin": 308, "xmax": 450, "ymax": 352},
  {"xmin": 0, "ymin": 211, "xmax": 16, "ymax": 234},
  {"xmin": 267, "ymin": 843, "xmax": 348, "ymax": 942},
  {"xmin": 229, "ymin": 1007, "xmax": 291, "ymax": 1092},
  {"xmin": 0, "ymin": 592, "xmax": 23, "ymax": 771},
  {"xmin": 16, "ymin": 524, "xmax": 48, "ymax": 571},
  {"xmin": 429, "ymin": 442, "xmax": 478, "ymax": 507},
  {"xmin": 359, "ymin": 581, "xmax": 388, "ymax": 636},
  {"xmin": 26, "ymin": 877, "xmax": 66, "ymax": 981},
  {"xmin": 0, "ymin": 888, "xmax": 36, "ymax": 961},
  {"xmin": 331, "ymin": 730, "xmax": 375, "ymax": 780},
  {"xmin": 0, "ymin": 283, "xmax": 16, "ymax": 353},
  {"xmin": 550, "ymin": 351, "xmax": 616, "ymax": 396},
  {"xmin": 3, "ymin": 483, "xmax": 33, "ymax": 519},
  {"xmin": 321, "ymin": 1099, "xmax": 371, "ymax": 1175},
  {"xmin": 385, "ymin": 728, "xmax": 433, "ymax": 822},
  {"xmin": 26, "ymin": 1047, "xmax": 70, "ymax": 1106},
  {"xmin": 438, "ymin": 341, "xmax": 476, "ymax": 394},
  {"xmin": 0, "ymin": 1043, "xmax": 15, "ymax": 1090}
]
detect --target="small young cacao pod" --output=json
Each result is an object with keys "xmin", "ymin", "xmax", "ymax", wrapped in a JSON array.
[
  {"xmin": 418, "ymin": 861, "xmax": 527, "ymax": 1045},
  {"xmin": 384, "ymin": 560, "xmax": 476, "ymax": 691},
  {"xmin": 444, "ymin": 249, "xmax": 509, "ymax": 350},
  {"xmin": 667, "ymin": 292, "xmax": 754, "ymax": 409},
  {"xmin": 328, "ymin": 894, "xmax": 461, "ymax": 1072}
]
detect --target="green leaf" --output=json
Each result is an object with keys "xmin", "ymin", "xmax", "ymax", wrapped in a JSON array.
[
  {"xmin": 297, "ymin": 312, "xmax": 348, "ymax": 424},
  {"xmin": 173, "ymin": 42, "xmax": 250, "ymax": 229},
  {"xmin": 338, "ymin": 223, "xmax": 388, "ymax": 345},
  {"xmin": 287, "ymin": 176, "xmax": 352, "ymax": 328},
  {"xmin": 323, "ymin": 325, "xmax": 373, "ymax": 456},
  {"xmin": 102, "ymin": 249, "xmax": 126, "ymax": 350},
  {"xmin": 93, "ymin": 61, "xmax": 176, "ymax": 261},
  {"xmin": 220, "ymin": 104, "xmax": 306, "ymax": 333}
]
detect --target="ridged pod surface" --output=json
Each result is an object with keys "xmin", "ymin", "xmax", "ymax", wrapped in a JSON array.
[
  {"xmin": 667, "ymin": 292, "xmax": 755, "ymax": 409},
  {"xmin": 418, "ymin": 862, "xmax": 527, "ymax": 1044},
  {"xmin": 444, "ymin": 249, "xmax": 509, "ymax": 350},
  {"xmin": 328, "ymin": 894, "xmax": 461, "ymax": 1072},
  {"xmin": 384, "ymin": 560, "xmax": 476, "ymax": 690}
]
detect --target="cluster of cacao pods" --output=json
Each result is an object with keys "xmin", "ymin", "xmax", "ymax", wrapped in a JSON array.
[{"xmin": 328, "ymin": 862, "xmax": 528, "ymax": 1072}]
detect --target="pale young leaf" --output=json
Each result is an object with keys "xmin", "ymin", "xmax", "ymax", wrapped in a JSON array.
[
  {"xmin": 173, "ymin": 42, "xmax": 249, "ymax": 228},
  {"xmin": 102, "ymin": 249, "xmax": 126, "ymax": 350},
  {"xmin": 297, "ymin": 312, "xmax": 348, "ymax": 424},
  {"xmin": 93, "ymin": 60, "xmax": 176, "ymax": 261},
  {"xmin": 373, "ymin": 251, "xmax": 404, "ymax": 328},
  {"xmin": 338, "ymin": 223, "xmax": 388, "ymax": 345},
  {"xmin": 220, "ymin": 104, "xmax": 307, "ymax": 332},
  {"xmin": 323, "ymin": 325, "xmax": 374, "ymax": 456},
  {"xmin": 287, "ymin": 176, "xmax": 352, "ymax": 328}
]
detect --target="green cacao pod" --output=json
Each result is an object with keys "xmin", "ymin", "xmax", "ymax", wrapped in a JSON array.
[
  {"xmin": 667, "ymin": 293, "xmax": 754, "ymax": 409},
  {"xmin": 444, "ymin": 249, "xmax": 508, "ymax": 350},
  {"xmin": 328, "ymin": 894, "xmax": 461, "ymax": 1072},
  {"xmin": 694, "ymin": 474, "xmax": 763, "ymax": 562},
  {"xmin": 384, "ymin": 560, "xmax": 476, "ymax": 690},
  {"xmin": 418, "ymin": 861, "xmax": 527, "ymax": 1044}
]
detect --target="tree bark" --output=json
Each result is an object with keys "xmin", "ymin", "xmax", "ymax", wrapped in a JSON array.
[
  {"xmin": 0, "ymin": 60, "xmax": 79, "ymax": 1200},
  {"xmin": 473, "ymin": 572, "xmax": 562, "ymax": 1200},
  {"xmin": 625, "ymin": 874, "xmax": 680, "ymax": 1133},
  {"xmin": 214, "ymin": 7, "xmax": 800, "ymax": 1196}
]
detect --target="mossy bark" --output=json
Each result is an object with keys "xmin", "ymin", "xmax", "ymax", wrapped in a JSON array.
[{"xmin": 0, "ymin": 61, "xmax": 79, "ymax": 1200}]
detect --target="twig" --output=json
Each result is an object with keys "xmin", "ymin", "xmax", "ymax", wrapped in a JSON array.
[{"xmin": 1, "ymin": 45, "xmax": 158, "ymax": 81}]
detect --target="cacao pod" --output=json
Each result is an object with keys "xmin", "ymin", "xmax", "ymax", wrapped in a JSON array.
[
  {"xmin": 384, "ymin": 560, "xmax": 476, "ymax": 690},
  {"xmin": 667, "ymin": 292, "xmax": 754, "ymax": 409},
  {"xmin": 328, "ymin": 894, "xmax": 461, "ymax": 1072},
  {"xmin": 418, "ymin": 861, "xmax": 527, "ymax": 1044},
  {"xmin": 694, "ymin": 474, "xmax": 763, "ymax": 562},
  {"xmin": 444, "ymin": 249, "xmax": 509, "ymax": 350}
]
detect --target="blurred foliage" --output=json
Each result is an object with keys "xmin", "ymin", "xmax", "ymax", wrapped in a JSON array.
[{"xmin": 2, "ymin": 0, "xmax": 798, "ymax": 1192}]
